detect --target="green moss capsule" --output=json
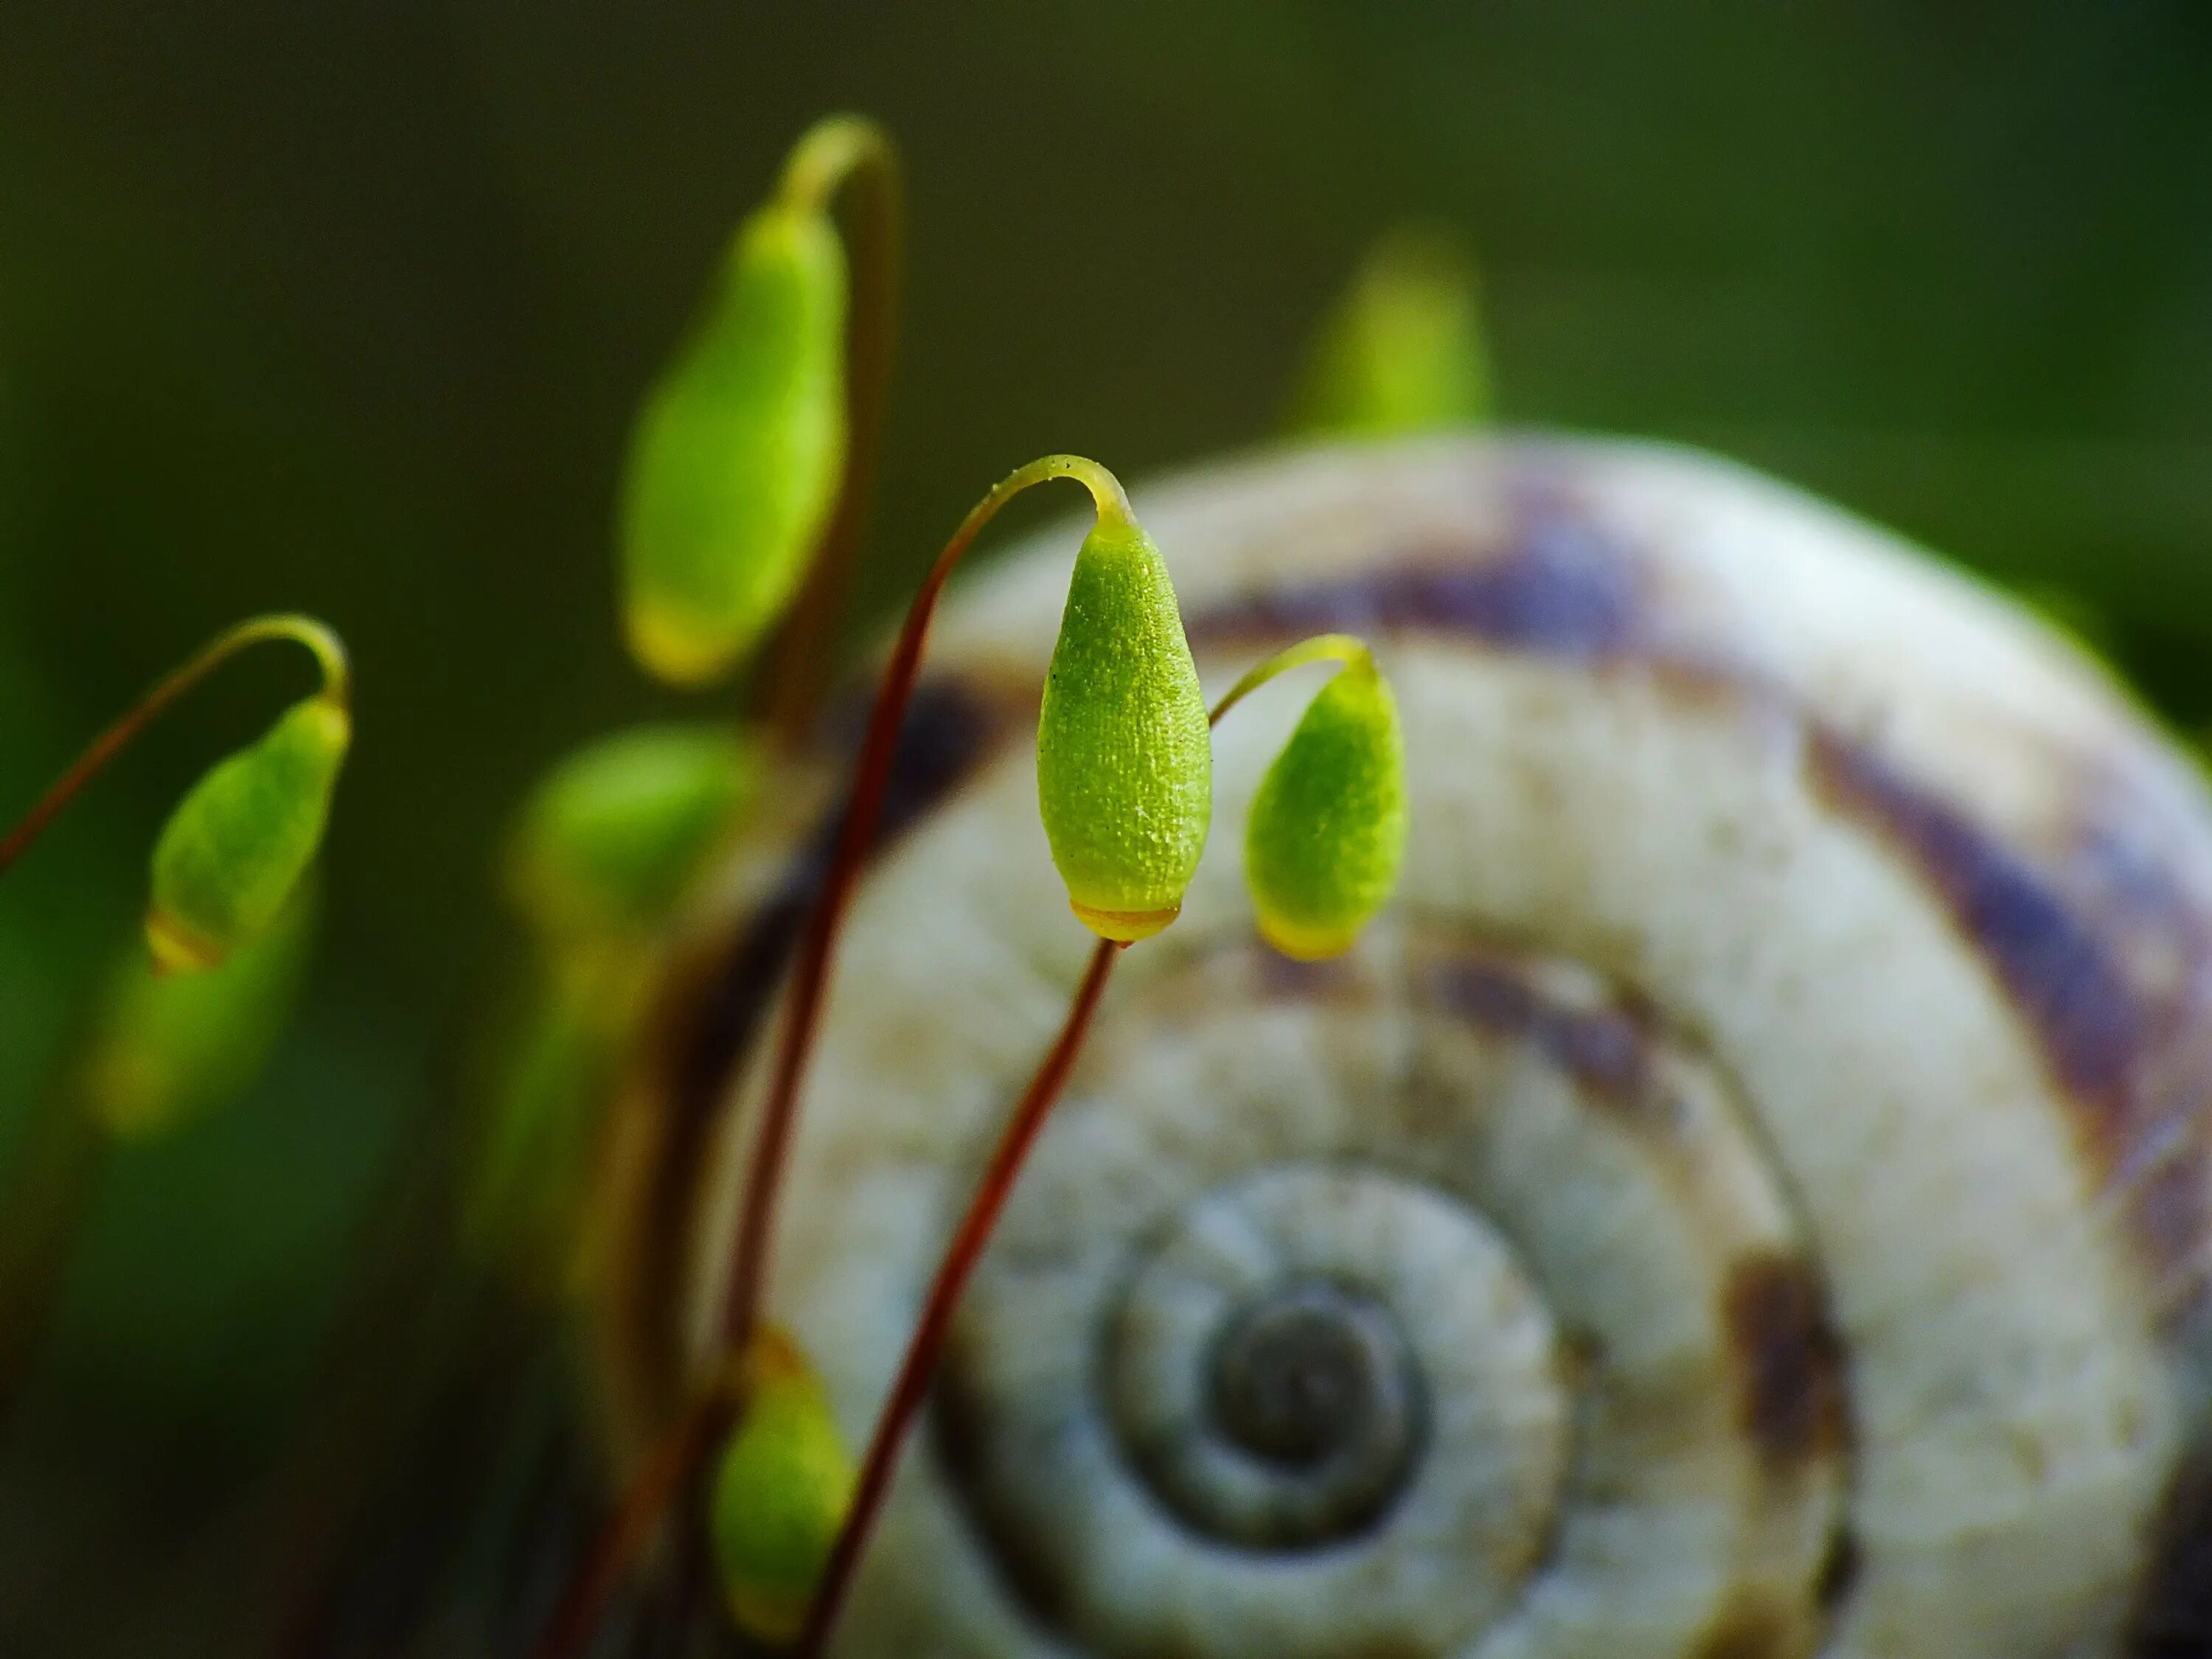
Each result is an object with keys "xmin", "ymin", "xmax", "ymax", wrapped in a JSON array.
[
  {"xmin": 504, "ymin": 723, "xmax": 757, "ymax": 943},
  {"xmin": 1036, "ymin": 509, "xmax": 1212, "ymax": 942},
  {"xmin": 146, "ymin": 695, "xmax": 349, "ymax": 974},
  {"xmin": 1245, "ymin": 652, "xmax": 1406, "ymax": 960},
  {"xmin": 711, "ymin": 1326, "xmax": 855, "ymax": 1646},
  {"xmin": 80, "ymin": 889, "xmax": 315, "ymax": 1140},
  {"xmin": 621, "ymin": 201, "xmax": 848, "ymax": 686},
  {"xmin": 1287, "ymin": 228, "xmax": 1491, "ymax": 438}
]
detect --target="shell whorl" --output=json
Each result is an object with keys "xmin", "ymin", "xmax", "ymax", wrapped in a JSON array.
[{"xmin": 599, "ymin": 435, "xmax": 2212, "ymax": 1658}]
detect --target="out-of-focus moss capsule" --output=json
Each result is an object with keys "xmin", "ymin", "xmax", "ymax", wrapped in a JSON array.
[
  {"xmin": 459, "ymin": 959, "xmax": 626, "ymax": 1297},
  {"xmin": 621, "ymin": 197, "xmax": 848, "ymax": 687},
  {"xmin": 80, "ymin": 888, "xmax": 316, "ymax": 1140},
  {"xmin": 504, "ymin": 724, "xmax": 757, "ymax": 942},
  {"xmin": 1287, "ymin": 227, "xmax": 1491, "ymax": 438},
  {"xmin": 1036, "ymin": 507, "xmax": 1213, "ymax": 943},
  {"xmin": 711, "ymin": 1326, "xmax": 855, "ymax": 1646},
  {"xmin": 146, "ymin": 694, "xmax": 349, "ymax": 974},
  {"xmin": 1244, "ymin": 650, "xmax": 1407, "ymax": 961}
]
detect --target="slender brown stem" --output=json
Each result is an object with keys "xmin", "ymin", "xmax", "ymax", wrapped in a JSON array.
[
  {"xmin": 793, "ymin": 936, "xmax": 1118, "ymax": 1658},
  {"xmin": 529, "ymin": 1377, "xmax": 740, "ymax": 1659},
  {"xmin": 0, "ymin": 1077, "xmax": 111, "ymax": 1421},
  {"xmin": 766, "ymin": 118, "xmax": 905, "ymax": 748},
  {"xmin": 529, "ymin": 458, "xmax": 1126, "ymax": 1659},
  {"xmin": 1206, "ymin": 632, "xmax": 1371, "ymax": 727},
  {"xmin": 0, "ymin": 613, "xmax": 348, "ymax": 879}
]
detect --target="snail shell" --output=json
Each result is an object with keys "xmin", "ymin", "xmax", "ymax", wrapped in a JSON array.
[{"xmin": 596, "ymin": 435, "xmax": 2212, "ymax": 1658}]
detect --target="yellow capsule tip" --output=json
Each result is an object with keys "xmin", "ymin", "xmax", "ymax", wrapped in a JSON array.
[
  {"xmin": 625, "ymin": 604, "xmax": 738, "ymax": 689},
  {"xmin": 1256, "ymin": 909, "xmax": 1361, "ymax": 963},
  {"xmin": 1068, "ymin": 897, "xmax": 1180, "ymax": 944},
  {"xmin": 145, "ymin": 908, "xmax": 223, "ymax": 976}
]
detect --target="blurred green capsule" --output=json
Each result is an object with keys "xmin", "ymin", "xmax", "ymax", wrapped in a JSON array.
[
  {"xmin": 504, "ymin": 723, "xmax": 757, "ymax": 943},
  {"xmin": 1287, "ymin": 227, "xmax": 1491, "ymax": 439},
  {"xmin": 459, "ymin": 958, "xmax": 626, "ymax": 1297},
  {"xmin": 711, "ymin": 1326, "xmax": 855, "ymax": 1646},
  {"xmin": 80, "ymin": 888, "xmax": 316, "ymax": 1140},
  {"xmin": 621, "ymin": 199, "xmax": 848, "ymax": 686},
  {"xmin": 1245, "ymin": 652, "xmax": 1406, "ymax": 961},
  {"xmin": 146, "ymin": 694, "xmax": 349, "ymax": 974},
  {"xmin": 1036, "ymin": 509, "xmax": 1212, "ymax": 942}
]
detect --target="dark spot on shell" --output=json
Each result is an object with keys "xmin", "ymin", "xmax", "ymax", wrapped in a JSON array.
[
  {"xmin": 1721, "ymin": 1252, "xmax": 1847, "ymax": 1477},
  {"xmin": 1189, "ymin": 493, "xmax": 1644, "ymax": 662},
  {"xmin": 1691, "ymin": 1599, "xmax": 1798, "ymax": 1659},
  {"xmin": 1814, "ymin": 1526, "xmax": 1863, "ymax": 1611},
  {"xmin": 1426, "ymin": 956, "xmax": 1655, "ymax": 1107},
  {"xmin": 2127, "ymin": 1437, "xmax": 2212, "ymax": 1657},
  {"xmin": 622, "ymin": 678, "xmax": 1010, "ymax": 1417}
]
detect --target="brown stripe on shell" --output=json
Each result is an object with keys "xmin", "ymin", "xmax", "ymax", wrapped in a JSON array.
[
  {"xmin": 611, "ymin": 677, "xmax": 1018, "ymax": 1426},
  {"xmin": 1688, "ymin": 1596, "xmax": 1803, "ymax": 1659},
  {"xmin": 1188, "ymin": 484, "xmax": 2212, "ymax": 1326},
  {"xmin": 1804, "ymin": 733, "xmax": 2148, "ymax": 1107},
  {"xmin": 1187, "ymin": 486, "xmax": 1647, "ymax": 661},
  {"xmin": 1423, "ymin": 953, "xmax": 1657, "ymax": 1108},
  {"xmin": 1720, "ymin": 1251, "xmax": 1849, "ymax": 1478}
]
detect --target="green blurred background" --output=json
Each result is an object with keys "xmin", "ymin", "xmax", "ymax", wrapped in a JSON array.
[{"xmin": 1, "ymin": 3, "xmax": 2208, "ymax": 1651}]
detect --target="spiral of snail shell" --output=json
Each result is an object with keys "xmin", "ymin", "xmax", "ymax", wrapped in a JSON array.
[{"xmin": 596, "ymin": 436, "xmax": 2212, "ymax": 1658}]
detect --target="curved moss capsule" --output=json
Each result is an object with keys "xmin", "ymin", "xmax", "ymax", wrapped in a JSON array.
[
  {"xmin": 146, "ymin": 695, "xmax": 349, "ymax": 974},
  {"xmin": 1036, "ymin": 512, "xmax": 1212, "ymax": 942},
  {"xmin": 711, "ymin": 1326, "xmax": 855, "ymax": 1646},
  {"xmin": 621, "ymin": 202, "xmax": 848, "ymax": 687},
  {"xmin": 504, "ymin": 723, "xmax": 757, "ymax": 942},
  {"xmin": 1287, "ymin": 228, "xmax": 1490, "ymax": 438},
  {"xmin": 1245, "ymin": 655, "xmax": 1407, "ymax": 960},
  {"xmin": 80, "ymin": 888, "xmax": 315, "ymax": 1140}
]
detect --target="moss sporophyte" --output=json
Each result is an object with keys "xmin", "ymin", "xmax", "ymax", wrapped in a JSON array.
[{"xmin": 0, "ymin": 611, "xmax": 350, "ymax": 1410}]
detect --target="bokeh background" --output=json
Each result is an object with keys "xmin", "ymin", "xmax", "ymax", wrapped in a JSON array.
[{"xmin": 1, "ymin": 4, "xmax": 2208, "ymax": 1652}]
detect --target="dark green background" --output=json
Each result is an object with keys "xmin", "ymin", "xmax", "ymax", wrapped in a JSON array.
[{"xmin": 1, "ymin": 4, "xmax": 2208, "ymax": 1651}]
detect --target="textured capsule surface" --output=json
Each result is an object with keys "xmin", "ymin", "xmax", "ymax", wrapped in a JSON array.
[
  {"xmin": 1245, "ymin": 657, "xmax": 1405, "ymax": 960},
  {"xmin": 620, "ymin": 204, "xmax": 847, "ymax": 686},
  {"xmin": 1036, "ymin": 515, "xmax": 1212, "ymax": 942},
  {"xmin": 712, "ymin": 1328, "xmax": 855, "ymax": 1645},
  {"xmin": 147, "ymin": 695, "xmax": 349, "ymax": 973},
  {"xmin": 505, "ymin": 723, "xmax": 757, "ymax": 942}
]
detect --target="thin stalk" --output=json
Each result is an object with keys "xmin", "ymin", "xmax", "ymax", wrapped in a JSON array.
[
  {"xmin": 0, "ymin": 613, "xmax": 349, "ymax": 879},
  {"xmin": 529, "ymin": 456, "xmax": 1127, "ymax": 1659},
  {"xmin": 792, "ymin": 936, "xmax": 1118, "ymax": 1658},
  {"xmin": 529, "ymin": 1369, "xmax": 740, "ymax": 1659},
  {"xmin": 765, "ymin": 116, "xmax": 905, "ymax": 748},
  {"xmin": 1206, "ymin": 632, "xmax": 1370, "ymax": 726}
]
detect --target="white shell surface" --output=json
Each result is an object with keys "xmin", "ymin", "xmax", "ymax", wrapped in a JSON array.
[{"xmin": 630, "ymin": 436, "xmax": 2212, "ymax": 1658}]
